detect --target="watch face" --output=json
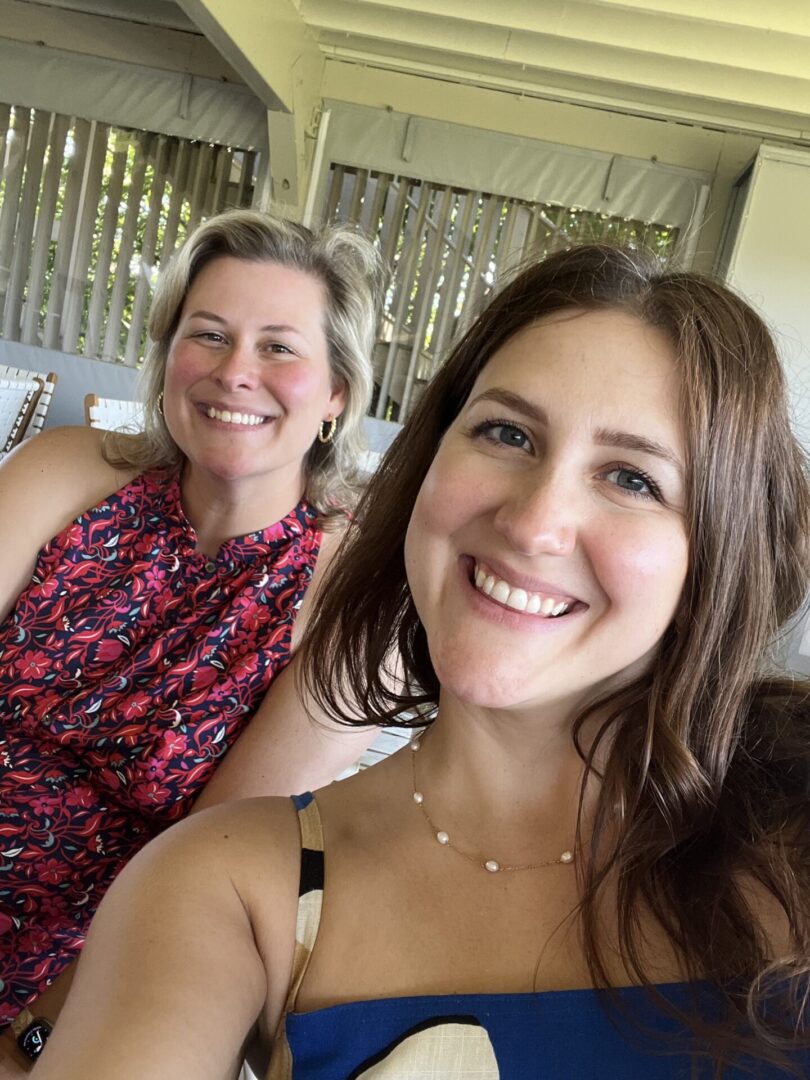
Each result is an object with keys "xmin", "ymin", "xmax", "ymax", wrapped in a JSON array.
[{"xmin": 18, "ymin": 1018, "xmax": 52, "ymax": 1060}]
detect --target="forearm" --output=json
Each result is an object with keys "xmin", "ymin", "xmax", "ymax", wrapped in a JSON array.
[{"xmin": 193, "ymin": 656, "xmax": 378, "ymax": 810}]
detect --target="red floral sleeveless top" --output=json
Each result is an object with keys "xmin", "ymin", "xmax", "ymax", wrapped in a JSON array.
[{"xmin": 0, "ymin": 470, "xmax": 321, "ymax": 1024}]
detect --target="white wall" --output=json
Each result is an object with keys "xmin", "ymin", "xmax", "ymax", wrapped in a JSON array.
[{"xmin": 720, "ymin": 144, "xmax": 810, "ymax": 674}]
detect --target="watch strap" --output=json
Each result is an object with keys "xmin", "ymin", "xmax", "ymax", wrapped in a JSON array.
[{"xmin": 9, "ymin": 1007, "xmax": 53, "ymax": 1061}]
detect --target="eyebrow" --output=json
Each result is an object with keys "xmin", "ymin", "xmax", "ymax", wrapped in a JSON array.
[
  {"xmin": 185, "ymin": 310, "xmax": 302, "ymax": 334},
  {"xmin": 468, "ymin": 387, "xmax": 683, "ymax": 475}
]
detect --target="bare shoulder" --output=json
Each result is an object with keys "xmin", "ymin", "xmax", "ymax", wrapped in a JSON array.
[
  {"xmin": 140, "ymin": 794, "xmax": 303, "ymax": 902},
  {"xmin": 130, "ymin": 795, "xmax": 304, "ymax": 1005},
  {"xmin": 0, "ymin": 427, "xmax": 143, "ymax": 622},
  {"xmin": 0, "ymin": 426, "xmax": 134, "ymax": 523},
  {"xmin": 0, "ymin": 426, "xmax": 138, "ymax": 541}
]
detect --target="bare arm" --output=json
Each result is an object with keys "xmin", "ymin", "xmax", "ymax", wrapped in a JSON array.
[
  {"xmin": 0, "ymin": 428, "xmax": 129, "ymax": 624},
  {"xmin": 31, "ymin": 799, "xmax": 298, "ymax": 1080},
  {"xmin": 194, "ymin": 526, "xmax": 379, "ymax": 807}
]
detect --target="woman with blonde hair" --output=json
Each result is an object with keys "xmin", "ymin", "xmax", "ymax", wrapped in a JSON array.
[
  {"xmin": 30, "ymin": 245, "xmax": 810, "ymax": 1078},
  {"xmin": 0, "ymin": 209, "xmax": 384, "ymax": 1070}
]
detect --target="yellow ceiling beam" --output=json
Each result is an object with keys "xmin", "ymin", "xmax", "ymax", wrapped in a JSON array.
[
  {"xmin": 179, "ymin": 0, "xmax": 326, "ymax": 217},
  {"xmin": 300, "ymin": 0, "xmax": 810, "ymax": 126},
  {"xmin": 310, "ymin": 0, "xmax": 810, "ymax": 38}
]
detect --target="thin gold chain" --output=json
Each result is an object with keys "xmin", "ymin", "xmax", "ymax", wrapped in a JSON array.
[{"xmin": 409, "ymin": 738, "xmax": 575, "ymax": 874}]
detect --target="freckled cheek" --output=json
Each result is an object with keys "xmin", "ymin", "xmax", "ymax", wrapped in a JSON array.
[
  {"xmin": 594, "ymin": 521, "xmax": 689, "ymax": 615},
  {"xmin": 414, "ymin": 456, "xmax": 479, "ymax": 541}
]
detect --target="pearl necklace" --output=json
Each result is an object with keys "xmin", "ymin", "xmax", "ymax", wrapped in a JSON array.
[{"xmin": 410, "ymin": 737, "xmax": 575, "ymax": 874}]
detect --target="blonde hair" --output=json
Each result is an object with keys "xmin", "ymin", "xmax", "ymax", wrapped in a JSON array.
[{"xmin": 104, "ymin": 209, "xmax": 386, "ymax": 523}]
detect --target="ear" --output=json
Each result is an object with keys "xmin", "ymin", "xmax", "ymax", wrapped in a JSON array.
[{"xmin": 327, "ymin": 377, "xmax": 347, "ymax": 418}]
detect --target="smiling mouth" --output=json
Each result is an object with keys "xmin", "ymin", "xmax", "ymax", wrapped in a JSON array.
[
  {"xmin": 472, "ymin": 560, "xmax": 581, "ymax": 618},
  {"xmin": 203, "ymin": 405, "xmax": 272, "ymax": 427}
]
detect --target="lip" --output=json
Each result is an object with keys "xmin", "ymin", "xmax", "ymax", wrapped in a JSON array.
[{"xmin": 465, "ymin": 554, "xmax": 584, "ymax": 607}]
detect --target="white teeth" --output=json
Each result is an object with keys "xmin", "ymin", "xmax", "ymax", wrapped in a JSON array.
[
  {"xmin": 473, "ymin": 562, "xmax": 574, "ymax": 619},
  {"xmin": 491, "ymin": 580, "xmax": 510, "ymax": 604},
  {"xmin": 205, "ymin": 406, "xmax": 266, "ymax": 426},
  {"xmin": 505, "ymin": 588, "xmax": 528, "ymax": 612}
]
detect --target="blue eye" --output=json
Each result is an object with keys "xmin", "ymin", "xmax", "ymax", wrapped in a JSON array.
[
  {"xmin": 604, "ymin": 466, "xmax": 661, "ymax": 500},
  {"xmin": 473, "ymin": 419, "xmax": 532, "ymax": 451}
]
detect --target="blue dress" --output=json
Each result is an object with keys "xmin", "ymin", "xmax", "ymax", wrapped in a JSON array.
[{"xmin": 267, "ymin": 793, "xmax": 809, "ymax": 1079}]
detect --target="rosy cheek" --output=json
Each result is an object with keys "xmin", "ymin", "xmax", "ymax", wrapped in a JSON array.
[
  {"xmin": 164, "ymin": 346, "xmax": 206, "ymax": 390},
  {"xmin": 268, "ymin": 363, "xmax": 327, "ymax": 406},
  {"xmin": 598, "ymin": 520, "xmax": 688, "ymax": 613}
]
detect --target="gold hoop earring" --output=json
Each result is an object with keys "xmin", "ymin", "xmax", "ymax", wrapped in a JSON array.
[
  {"xmin": 318, "ymin": 416, "xmax": 337, "ymax": 444},
  {"xmin": 157, "ymin": 392, "xmax": 164, "ymax": 417}
]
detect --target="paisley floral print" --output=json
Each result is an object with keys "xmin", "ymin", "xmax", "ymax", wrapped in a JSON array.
[{"xmin": 0, "ymin": 470, "xmax": 320, "ymax": 1025}]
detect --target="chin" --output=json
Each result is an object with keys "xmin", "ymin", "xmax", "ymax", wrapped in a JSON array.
[{"xmin": 430, "ymin": 646, "xmax": 541, "ymax": 712}]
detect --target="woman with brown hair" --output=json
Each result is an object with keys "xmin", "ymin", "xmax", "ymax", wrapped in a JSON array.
[{"xmin": 31, "ymin": 245, "xmax": 810, "ymax": 1078}]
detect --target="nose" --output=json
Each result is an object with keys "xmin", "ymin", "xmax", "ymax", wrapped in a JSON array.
[
  {"xmin": 492, "ymin": 465, "xmax": 578, "ymax": 557},
  {"xmin": 210, "ymin": 340, "xmax": 260, "ymax": 392}
]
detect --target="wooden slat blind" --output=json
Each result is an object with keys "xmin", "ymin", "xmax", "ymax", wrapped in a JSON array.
[
  {"xmin": 324, "ymin": 165, "xmax": 680, "ymax": 423},
  {"xmin": 0, "ymin": 103, "xmax": 259, "ymax": 365}
]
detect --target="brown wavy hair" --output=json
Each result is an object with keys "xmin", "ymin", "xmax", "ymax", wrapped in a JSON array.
[{"xmin": 302, "ymin": 245, "xmax": 810, "ymax": 1072}]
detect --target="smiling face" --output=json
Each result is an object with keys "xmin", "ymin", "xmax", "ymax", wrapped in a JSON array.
[
  {"xmin": 162, "ymin": 255, "xmax": 345, "ymax": 498},
  {"xmin": 403, "ymin": 308, "xmax": 690, "ymax": 717}
]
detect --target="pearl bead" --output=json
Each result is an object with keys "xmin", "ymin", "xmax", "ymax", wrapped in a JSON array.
[
  {"xmin": 436, "ymin": 831, "xmax": 450, "ymax": 845},
  {"xmin": 410, "ymin": 740, "xmax": 421, "ymax": 752},
  {"xmin": 413, "ymin": 791, "xmax": 424, "ymax": 804},
  {"xmin": 485, "ymin": 859, "xmax": 500, "ymax": 873},
  {"xmin": 560, "ymin": 850, "xmax": 574, "ymax": 864}
]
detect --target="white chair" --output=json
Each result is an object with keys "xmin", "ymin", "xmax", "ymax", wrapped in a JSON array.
[
  {"xmin": 0, "ymin": 375, "xmax": 43, "ymax": 460},
  {"xmin": 0, "ymin": 364, "xmax": 58, "ymax": 441},
  {"xmin": 360, "ymin": 414, "xmax": 402, "ymax": 475},
  {"xmin": 84, "ymin": 394, "xmax": 145, "ymax": 434}
]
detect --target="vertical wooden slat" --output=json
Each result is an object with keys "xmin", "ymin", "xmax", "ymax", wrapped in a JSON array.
[
  {"xmin": 21, "ymin": 114, "xmax": 70, "ymax": 344},
  {"xmin": 347, "ymin": 168, "xmax": 368, "ymax": 224},
  {"xmin": 159, "ymin": 138, "xmax": 191, "ymax": 266},
  {"xmin": 84, "ymin": 131, "xmax": 128, "ymax": 358},
  {"xmin": 101, "ymin": 133, "xmax": 147, "ymax": 362},
  {"xmin": 324, "ymin": 164, "xmax": 344, "ymax": 224},
  {"xmin": 60, "ymin": 121, "xmax": 109, "ymax": 353},
  {"xmin": 43, "ymin": 117, "xmax": 91, "ymax": 350},
  {"xmin": 125, "ymin": 134, "xmax": 171, "ymax": 366},
  {"xmin": 378, "ymin": 178, "xmax": 410, "ymax": 279},
  {"xmin": 400, "ymin": 185, "xmax": 453, "ymax": 417},
  {"xmin": 3, "ymin": 110, "xmax": 50, "ymax": 339},
  {"xmin": 430, "ymin": 191, "xmax": 476, "ymax": 361},
  {"xmin": 463, "ymin": 194, "xmax": 499, "ymax": 316},
  {"xmin": 235, "ymin": 150, "xmax": 254, "ymax": 207},
  {"xmin": 0, "ymin": 105, "xmax": 12, "ymax": 212},
  {"xmin": 495, "ymin": 198, "xmax": 523, "ymax": 278},
  {"xmin": 210, "ymin": 146, "xmax": 230, "ymax": 213},
  {"xmin": 361, "ymin": 171, "xmax": 391, "ymax": 238},
  {"xmin": 375, "ymin": 180, "xmax": 432, "ymax": 419},
  {"xmin": 0, "ymin": 108, "xmax": 30, "ymax": 317},
  {"xmin": 186, "ymin": 143, "xmax": 212, "ymax": 231}
]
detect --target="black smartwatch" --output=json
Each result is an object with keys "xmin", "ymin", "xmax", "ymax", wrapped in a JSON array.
[{"xmin": 10, "ymin": 1007, "xmax": 53, "ymax": 1061}]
